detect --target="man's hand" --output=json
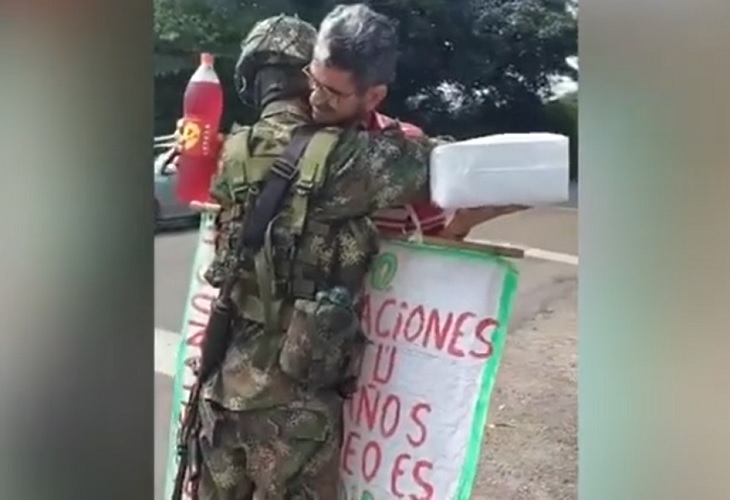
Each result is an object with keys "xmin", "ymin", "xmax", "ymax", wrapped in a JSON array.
[
  {"xmin": 190, "ymin": 200, "xmax": 222, "ymax": 213},
  {"xmin": 173, "ymin": 118, "xmax": 185, "ymax": 152},
  {"xmin": 439, "ymin": 205, "xmax": 530, "ymax": 240},
  {"xmin": 157, "ymin": 119, "xmax": 188, "ymax": 173}
]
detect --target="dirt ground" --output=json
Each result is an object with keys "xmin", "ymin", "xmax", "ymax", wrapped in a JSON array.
[{"xmin": 472, "ymin": 281, "xmax": 577, "ymax": 500}]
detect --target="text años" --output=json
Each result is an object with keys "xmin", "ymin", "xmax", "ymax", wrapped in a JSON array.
[{"xmin": 342, "ymin": 382, "xmax": 435, "ymax": 500}]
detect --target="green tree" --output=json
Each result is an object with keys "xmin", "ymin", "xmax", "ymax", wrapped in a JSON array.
[{"xmin": 154, "ymin": 0, "xmax": 578, "ymax": 138}]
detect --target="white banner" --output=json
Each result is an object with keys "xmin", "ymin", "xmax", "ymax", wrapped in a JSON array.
[
  {"xmin": 163, "ymin": 216, "xmax": 518, "ymax": 500},
  {"xmin": 163, "ymin": 214, "xmax": 217, "ymax": 500},
  {"xmin": 339, "ymin": 240, "xmax": 517, "ymax": 500}
]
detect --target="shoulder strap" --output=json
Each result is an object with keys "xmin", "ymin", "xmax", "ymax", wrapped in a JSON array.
[
  {"xmin": 238, "ymin": 126, "xmax": 339, "ymax": 335},
  {"xmin": 289, "ymin": 128, "xmax": 340, "ymax": 236},
  {"xmin": 240, "ymin": 125, "xmax": 318, "ymax": 252},
  {"xmin": 238, "ymin": 125, "xmax": 320, "ymax": 335}
]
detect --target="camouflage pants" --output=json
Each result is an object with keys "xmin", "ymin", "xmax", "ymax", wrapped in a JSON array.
[{"xmin": 196, "ymin": 399, "xmax": 342, "ymax": 500}]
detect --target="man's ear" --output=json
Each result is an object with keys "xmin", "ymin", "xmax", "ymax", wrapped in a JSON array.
[{"xmin": 365, "ymin": 84, "xmax": 388, "ymax": 112}]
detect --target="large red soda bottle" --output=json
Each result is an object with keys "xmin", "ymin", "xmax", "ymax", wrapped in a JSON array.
[{"xmin": 176, "ymin": 53, "xmax": 224, "ymax": 203}]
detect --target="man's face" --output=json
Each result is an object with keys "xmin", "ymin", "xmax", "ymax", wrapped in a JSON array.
[{"xmin": 305, "ymin": 58, "xmax": 386, "ymax": 126}]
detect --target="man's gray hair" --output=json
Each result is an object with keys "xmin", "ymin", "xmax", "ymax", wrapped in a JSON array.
[{"xmin": 314, "ymin": 3, "xmax": 398, "ymax": 89}]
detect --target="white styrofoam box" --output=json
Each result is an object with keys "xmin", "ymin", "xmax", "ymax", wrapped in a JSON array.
[{"xmin": 429, "ymin": 133, "xmax": 570, "ymax": 209}]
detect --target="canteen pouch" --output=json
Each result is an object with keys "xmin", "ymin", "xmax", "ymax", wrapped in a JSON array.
[{"xmin": 279, "ymin": 289, "xmax": 366, "ymax": 393}]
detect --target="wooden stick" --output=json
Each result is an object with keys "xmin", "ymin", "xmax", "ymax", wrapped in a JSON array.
[
  {"xmin": 467, "ymin": 238, "xmax": 578, "ymax": 265},
  {"xmin": 390, "ymin": 234, "xmax": 526, "ymax": 259},
  {"xmin": 190, "ymin": 201, "xmax": 221, "ymax": 213}
]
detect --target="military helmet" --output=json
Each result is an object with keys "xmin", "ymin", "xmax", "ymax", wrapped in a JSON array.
[{"xmin": 234, "ymin": 14, "xmax": 317, "ymax": 94}]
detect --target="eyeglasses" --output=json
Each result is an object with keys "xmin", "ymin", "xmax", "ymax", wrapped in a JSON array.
[{"xmin": 302, "ymin": 65, "xmax": 356, "ymax": 104}]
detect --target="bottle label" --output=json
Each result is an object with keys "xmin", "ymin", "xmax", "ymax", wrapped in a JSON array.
[
  {"xmin": 179, "ymin": 117, "xmax": 217, "ymax": 156},
  {"xmin": 179, "ymin": 118, "xmax": 203, "ymax": 153}
]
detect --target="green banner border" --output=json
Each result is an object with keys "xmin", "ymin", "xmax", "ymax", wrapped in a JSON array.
[
  {"xmin": 381, "ymin": 239, "xmax": 518, "ymax": 499},
  {"xmin": 163, "ymin": 214, "xmax": 213, "ymax": 500},
  {"xmin": 162, "ymin": 230, "xmax": 519, "ymax": 500}
]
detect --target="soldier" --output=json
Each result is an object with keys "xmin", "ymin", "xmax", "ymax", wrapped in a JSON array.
[{"xmin": 185, "ymin": 13, "xmax": 451, "ymax": 500}]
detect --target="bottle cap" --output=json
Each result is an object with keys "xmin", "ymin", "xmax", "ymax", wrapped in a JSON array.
[{"xmin": 201, "ymin": 53, "xmax": 214, "ymax": 66}]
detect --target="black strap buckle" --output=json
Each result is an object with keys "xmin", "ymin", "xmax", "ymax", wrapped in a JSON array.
[{"xmin": 270, "ymin": 157, "xmax": 298, "ymax": 180}]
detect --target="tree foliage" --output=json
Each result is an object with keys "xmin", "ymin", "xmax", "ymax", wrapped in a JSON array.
[{"xmin": 154, "ymin": 0, "xmax": 578, "ymax": 140}]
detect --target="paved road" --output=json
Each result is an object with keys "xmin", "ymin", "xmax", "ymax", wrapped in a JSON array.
[
  {"xmin": 153, "ymin": 185, "xmax": 578, "ymax": 498},
  {"xmin": 155, "ymin": 229, "xmax": 200, "ymax": 332}
]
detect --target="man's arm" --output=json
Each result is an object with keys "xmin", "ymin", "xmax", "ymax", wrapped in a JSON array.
[
  {"xmin": 315, "ymin": 125, "xmax": 453, "ymax": 219},
  {"xmin": 440, "ymin": 205, "xmax": 530, "ymax": 239}
]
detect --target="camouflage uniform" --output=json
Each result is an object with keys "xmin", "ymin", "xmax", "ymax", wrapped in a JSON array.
[{"xmin": 196, "ymin": 15, "xmax": 448, "ymax": 500}]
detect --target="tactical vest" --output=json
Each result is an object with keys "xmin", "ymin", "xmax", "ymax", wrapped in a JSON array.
[{"xmin": 220, "ymin": 122, "xmax": 341, "ymax": 331}]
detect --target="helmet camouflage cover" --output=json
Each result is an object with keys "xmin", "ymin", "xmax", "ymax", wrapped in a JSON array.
[{"xmin": 236, "ymin": 14, "xmax": 317, "ymax": 84}]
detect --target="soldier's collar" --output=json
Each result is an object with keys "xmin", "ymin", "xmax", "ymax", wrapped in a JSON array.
[{"xmin": 260, "ymin": 100, "xmax": 309, "ymax": 120}]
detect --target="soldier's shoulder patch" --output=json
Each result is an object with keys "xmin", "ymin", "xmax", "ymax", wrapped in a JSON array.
[
  {"xmin": 221, "ymin": 127, "xmax": 251, "ymax": 159},
  {"xmin": 225, "ymin": 125, "xmax": 251, "ymax": 142},
  {"xmin": 249, "ymin": 119, "xmax": 297, "ymax": 156}
]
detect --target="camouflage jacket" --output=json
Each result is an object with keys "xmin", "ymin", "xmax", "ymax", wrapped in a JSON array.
[{"xmin": 202, "ymin": 100, "xmax": 449, "ymax": 412}]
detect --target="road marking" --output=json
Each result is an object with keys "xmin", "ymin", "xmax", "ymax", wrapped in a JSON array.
[
  {"xmin": 155, "ymin": 328, "xmax": 179, "ymax": 377},
  {"xmin": 524, "ymin": 247, "xmax": 578, "ymax": 265},
  {"xmin": 553, "ymin": 205, "xmax": 578, "ymax": 212}
]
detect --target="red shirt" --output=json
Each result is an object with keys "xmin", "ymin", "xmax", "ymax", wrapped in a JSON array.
[{"xmin": 365, "ymin": 112, "xmax": 446, "ymax": 236}]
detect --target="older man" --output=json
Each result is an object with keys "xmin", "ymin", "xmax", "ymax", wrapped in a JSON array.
[{"xmin": 306, "ymin": 3, "xmax": 527, "ymax": 239}]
